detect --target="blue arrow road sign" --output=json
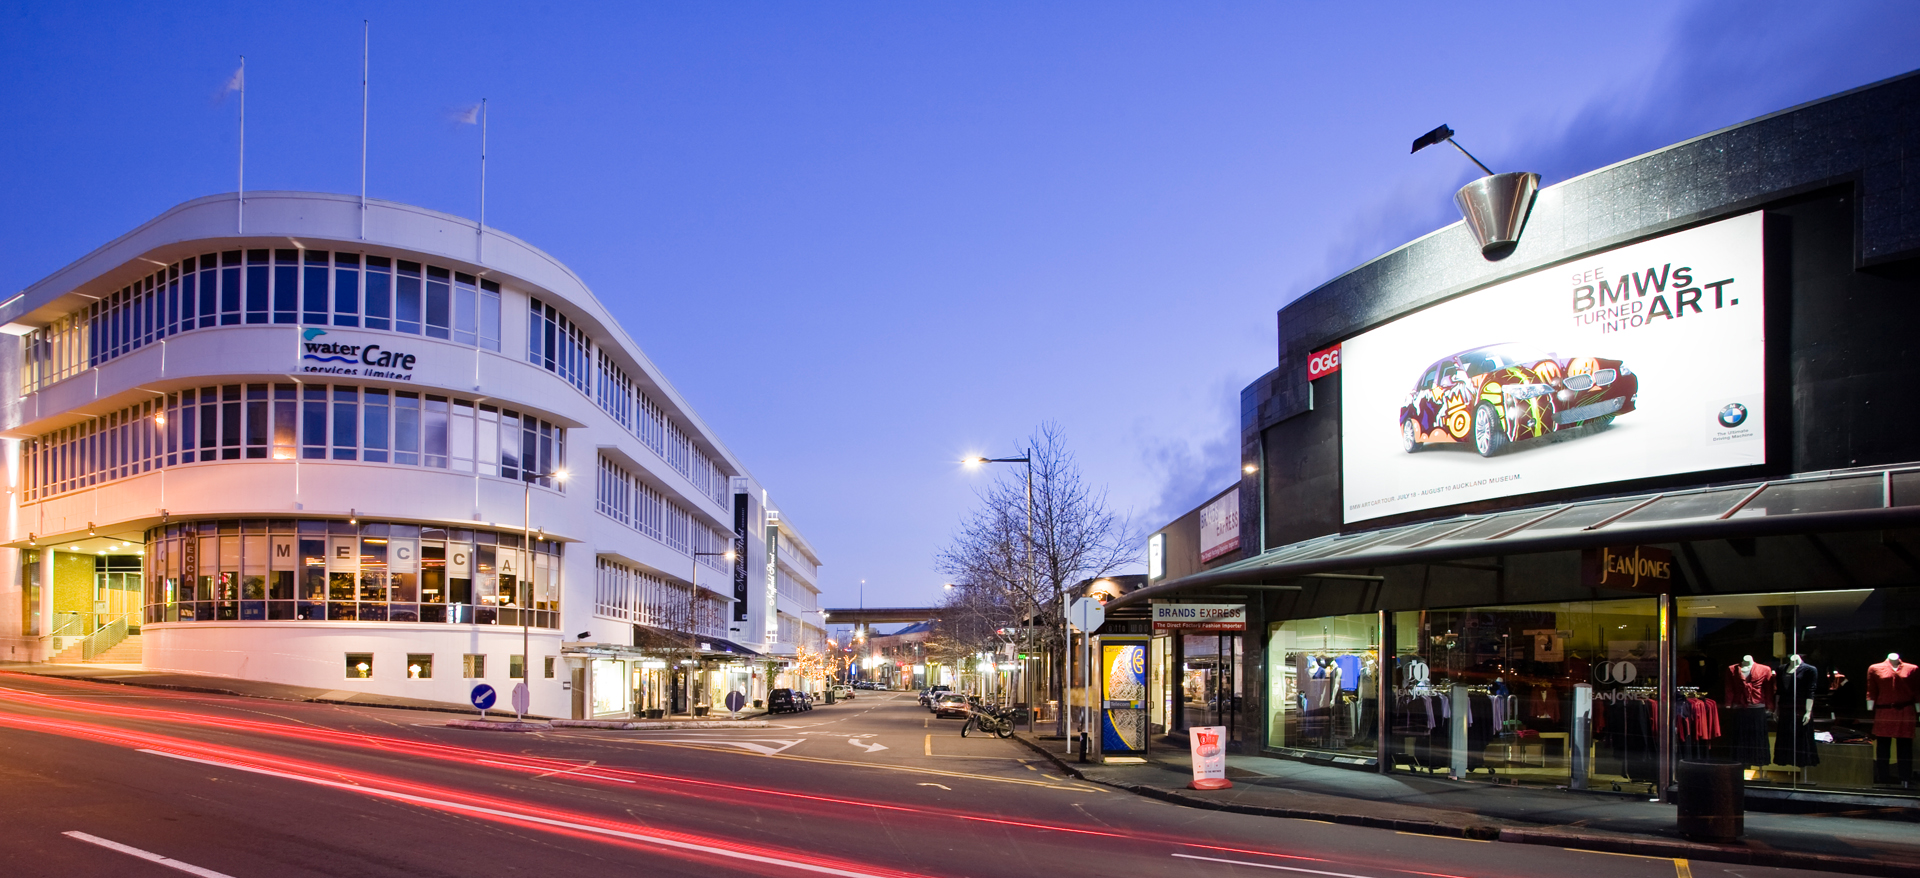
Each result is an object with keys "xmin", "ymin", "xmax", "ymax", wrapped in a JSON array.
[{"xmin": 470, "ymin": 684, "xmax": 497, "ymax": 710}]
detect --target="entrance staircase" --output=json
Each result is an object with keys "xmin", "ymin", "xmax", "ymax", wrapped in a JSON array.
[{"xmin": 51, "ymin": 622, "xmax": 142, "ymax": 665}]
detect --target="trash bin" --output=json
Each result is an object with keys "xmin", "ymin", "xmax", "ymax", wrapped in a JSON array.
[
  {"xmin": 824, "ymin": 689, "xmax": 835, "ymax": 704},
  {"xmin": 1676, "ymin": 759, "xmax": 1744, "ymax": 843}
]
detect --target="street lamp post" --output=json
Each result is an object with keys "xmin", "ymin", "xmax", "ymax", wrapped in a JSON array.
[
  {"xmin": 689, "ymin": 547, "xmax": 737, "ymax": 716},
  {"xmin": 519, "ymin": 467, "xmax": 569, "ymax": 721},
  {"xmin": 964, "ymin": 451, "xmax": 1035, "ymax": 731}
]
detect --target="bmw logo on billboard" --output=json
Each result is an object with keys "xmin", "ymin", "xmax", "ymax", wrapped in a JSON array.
[{"xmin": 1717, "ymin": 403, "xmax": 1749, "ymax": 428}]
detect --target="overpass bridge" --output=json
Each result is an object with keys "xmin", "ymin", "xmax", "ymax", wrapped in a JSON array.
[{"xmin": 818, "ymin": 607, "xmax": 942, "ymax": 626}]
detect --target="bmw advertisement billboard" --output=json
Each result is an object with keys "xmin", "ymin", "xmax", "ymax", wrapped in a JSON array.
[{"xmin": 1339, "ymin": 211, "xmax": 1766, "ymax": 523}]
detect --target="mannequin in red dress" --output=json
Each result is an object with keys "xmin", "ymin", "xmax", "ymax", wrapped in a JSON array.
[
  {"xmin": 1724, "ymin": 655, "xmax": 1775, "ymax": 766},
  {"xmin": 1866, "ymin": 653, "xmax": 1916, "ymax": 784}
]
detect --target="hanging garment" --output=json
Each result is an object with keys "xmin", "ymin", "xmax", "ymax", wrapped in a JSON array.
[
  {"xmin": 1866, "ymin": 660, "xmax": 1917, "ymax": 739},
  {"xmin": 1724, "ymin": 662, "xmax": 1776, "ymax": 708},
  {"xmin": 1724, "ymin": 705, "xmax": 1771, "ymax": 766},
  {"xmin": 1334, "ymin": 654, "xmax": 1361, "ymax": 692},
  {"xmin": 1773, "ymin": 662, "xmax": 1821, "ymax": 768}
]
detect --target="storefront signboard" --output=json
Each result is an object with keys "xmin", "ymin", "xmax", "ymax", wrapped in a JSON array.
[
  {"xmin": 1187, "ymin": 725, "xmax": 1232, "ymax": 790},
  {"xmin": 1340, "ymin": 211, "xmax": 1767, "ymax": 522},
  {"xmin": 1307, "ymin": 344, "xmax": 1342, "ymax": 380},
  {"xmin": 1580, "ymin": 545, "xmax": 1676, "ymax": 594},
  {"xmin": 1198, "ymin": 488, "xmax": 1241, "ymax": 562},
  {"xmin": 1151, "ymin": 602, "xmax": 1245, "ymax": 631}
]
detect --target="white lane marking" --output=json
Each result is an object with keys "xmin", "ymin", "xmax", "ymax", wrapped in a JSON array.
[
  {"xmin": 1171, "ymin": 852, "xmax": 1382, "ymax": 878},
  {"xmin": 849, "ymin": 739, "xmax": 888, "ymax": 753},
  {"xmin": 646, "ymin": 738, "xmax": 803, "ymax": 756},
  {"xmin": 63, "ymin": 831, "xmax": 239, "ymax": 878},
  {"xmin": 137, "ymin": 750, "xmax": 896, "ymax": 878},
  {"xmin": 476, "ymin": 759, "xmax": 635, "ymax": 783}
]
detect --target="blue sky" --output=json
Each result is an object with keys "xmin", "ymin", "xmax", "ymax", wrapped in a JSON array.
[{"xmin": 4, "ymin": 2, "xmax": 1917, "ymax": 612}]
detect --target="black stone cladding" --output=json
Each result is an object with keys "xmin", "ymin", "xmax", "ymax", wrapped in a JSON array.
[{"xmin": 1239, "ymin": 69, "xmax": 1920, "ymax": 553}]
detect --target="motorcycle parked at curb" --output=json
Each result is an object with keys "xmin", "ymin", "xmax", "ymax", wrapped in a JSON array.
[{"xmin": 960, "ymin": 698, "xmax": 1015, "ymax": 738}]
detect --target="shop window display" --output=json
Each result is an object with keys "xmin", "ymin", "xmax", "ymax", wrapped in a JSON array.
[
  {"xmin": 1677, "ymin": 588, "xmax": 1920, "ymax": 794},
  {"xmin": 1390, "ymin": 600, "xmax": 1659, "ymax": 788},
  {"xmin": 144, "ymin": 518, "xmax": 561, "ymax": 629},
  {"xmin": 1267, "ymin": 614, "xmax": 1379, "ymax": 758}
]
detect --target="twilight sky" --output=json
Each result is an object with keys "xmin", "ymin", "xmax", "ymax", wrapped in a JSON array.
[{"xmin": 4, "ymin": 1, "xmax": 1917, "ymax": 613}]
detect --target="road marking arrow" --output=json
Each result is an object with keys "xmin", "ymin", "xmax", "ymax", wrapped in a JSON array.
[{"xmin": 849, "ymin": 738, "xmax": 888, "ymax": 753}]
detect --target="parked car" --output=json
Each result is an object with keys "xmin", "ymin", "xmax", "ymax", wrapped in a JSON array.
[
  {"xmin": 932, "ymin": 692, "xmax": 970, "ymax": 719},
  {"xmin": 828, "ymin": 684, "xmax": 854, "ymax": 701},
  {"xmin": 1400, "ymin": 343, "xmax": 1637, "ymax": 457},
  {"xmin": 767, "ymin": 688, "xmax": 808, "ymax": 714},
  {"xmin": 919, "ymin": 685, "xmax": 950, "ymax": 708}
]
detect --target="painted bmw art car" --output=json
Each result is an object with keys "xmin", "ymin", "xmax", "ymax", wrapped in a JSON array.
[{"xmin": 1400, "ymin": 343, "xmax": 1638, "ymax": 457}]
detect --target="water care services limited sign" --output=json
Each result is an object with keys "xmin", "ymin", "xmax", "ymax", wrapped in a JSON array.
[{"xmin": 300, "ymin": 328, "xmax": 420, "ymax": 380}]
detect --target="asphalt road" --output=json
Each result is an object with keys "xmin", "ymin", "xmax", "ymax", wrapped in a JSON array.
[{"xmin": 0, "ymin": 675, "xmax": 1854, "ymax": 878}]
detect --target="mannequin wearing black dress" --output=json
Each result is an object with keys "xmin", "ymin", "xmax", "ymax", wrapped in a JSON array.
[{"xmin": 1773, "ymin": 655, "xmax": 1820, "ymax": 768}]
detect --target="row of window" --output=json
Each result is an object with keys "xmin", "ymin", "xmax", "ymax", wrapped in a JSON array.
[
  {"xmin": 21, "ymin": 251, "xmax": 503, "ymax": 393},
  {"xmin": 595, "ymin": 456, "xmax": 730, "ymax": 563},
  {"xmin": 776, "ymin": 614, "xmax": 824, "ymax": 650},
  {"xmin": 528, "ymin": 298, "xmax": 592, "ymax": 395},
  {"xmin": 143, "ymin": 519, "xmax": 562, "ymax": 627},
  {"xmin": 23, "ymin": 253, "xmax": 731, "ymax": 513},
  {"xmin": 594, "ymin": 353, "xmax": 729, "ymax": 508},
  {"xmin": 21, "ymin": 385, "xmax": 565, "ymax": 501},
  {"xmin": 344, "ymin": 652, "xmax": 555, "ymax": 680},
  {"xmin": 594, "ymin": 557, "xmax": 729, "ymax": 638}
]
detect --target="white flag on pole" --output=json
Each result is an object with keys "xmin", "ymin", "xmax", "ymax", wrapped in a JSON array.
[
  {"xmin": 451, "ymin": 103, "xmax": 481, "ymax": 125},
  {"xmin": 221, "ymin": 64, "xmax": 244, "ymax": 98}
]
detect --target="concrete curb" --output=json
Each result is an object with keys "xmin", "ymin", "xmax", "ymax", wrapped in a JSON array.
[
  {"xmin": 445, "ymin": 719, "xmax": 554, "ymax": 732},
  {"xmin": 549, "ymin": 719, "xmax": 772, "ymax": 730},
  {"xmin": 1, "ymin": 668, "xmax": 496, "ymax": 717},
  {"xmin": 1009, "ymin": 735, "xmax": 1916, "ymax": 878}
]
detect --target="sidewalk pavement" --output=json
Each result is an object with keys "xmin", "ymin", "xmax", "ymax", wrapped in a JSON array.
[
  {"xmin": 0, "ymin": 662, "xmax": 771, "ymax": 723},
  {"xmin": 1013, "ymin": 732, "xmax": 1920, "ymax": 878}
]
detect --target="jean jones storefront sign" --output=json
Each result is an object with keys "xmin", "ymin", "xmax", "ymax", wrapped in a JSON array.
[
  {"xmin": 1151, "ymin": 602, "xmax": 1246, "ymax": 632},
  {"xmin": 1579, "ymin": 545, "xmax": 1676, "ymax": 595}
]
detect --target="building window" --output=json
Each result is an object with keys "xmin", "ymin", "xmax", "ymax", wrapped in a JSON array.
[
  {"xmin": 18, "ymin": 252, "xmax": 501, "ymax": 395},
  {"xmin": 346, "ymin": 652, "xmax": 374, "ymax": 679},
  {"xmin": 509, "ymin": 654, "xmax": 526, "ymax": 679},
  {"xmin": 143, "ymin": 518, "xmax": 562, "ymax": 629},
  {"xmin": 22, "ymin": 386, "xmax": 566, "ymax": 502},
  {"xmin": 527, "ymin": 297, "xmax": 591, "ymax": 395},
  {"xmin": 463, "ymin": 654, "xmax": 486, "ymax": 678},
  {"xmin": 407, "ymin": 654, "xmax": 433, "ymax": 679},
  {"xmin": 544, "ymin": 656, "xmax": 555, "ymax": 679}
]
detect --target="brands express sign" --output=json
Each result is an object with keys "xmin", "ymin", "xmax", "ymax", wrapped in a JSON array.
[
  {"xmin": 1151, "ymin": 602, "xmax": 1246, "ymax": 632},
  {"xmin": 1198, "ymin": 488, "xmax": 1241, "ymax": 563},
  {"xmin": 301, "ymin": 328, "xmax": 420, "ymax": 380},
  {"xmin": 1339, "ymin": 212, "xmax": 1766, "ymax": 523}
]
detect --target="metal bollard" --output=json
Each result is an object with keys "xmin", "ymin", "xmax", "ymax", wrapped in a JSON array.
[{"xmin": 1078, "ymin": 731, "xmax": 1091, "ymax": 764}]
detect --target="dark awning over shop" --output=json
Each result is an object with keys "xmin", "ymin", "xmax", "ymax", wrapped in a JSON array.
[
  {"xmin": 1116, "ymin": 463, "xmax": 1920, "ymax": 610},
  {"xmin": 697, "ymin": 636, "xmax": 763, "ymax": 659}
]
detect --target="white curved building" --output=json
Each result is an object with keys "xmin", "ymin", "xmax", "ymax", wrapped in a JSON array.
[{"xmin": 0, "ymin": 192, "xmax": 825, "ymax": 718}]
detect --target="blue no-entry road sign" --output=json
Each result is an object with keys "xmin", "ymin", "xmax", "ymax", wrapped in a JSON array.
[{"xmin": 470, "ymin": 684, "xmax": 498, "ymax": 710}]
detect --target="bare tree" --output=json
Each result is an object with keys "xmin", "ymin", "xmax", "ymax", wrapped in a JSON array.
[{"xmin": 937, "ymin": 423, "xmax": 1141, "ymax": 723}]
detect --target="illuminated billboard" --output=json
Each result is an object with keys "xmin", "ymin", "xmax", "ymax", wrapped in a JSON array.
[{"xmin": 1340, "ymin": 212, "xmax": 1766, "ymax": 523}]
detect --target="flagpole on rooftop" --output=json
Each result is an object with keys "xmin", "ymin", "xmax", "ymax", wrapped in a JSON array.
[
  {"xmin": 360, "ymin": 21, "xmax": 369, "ymax": 240},
  {"xmin": 478, "ymin": 98, "xmax": 487, "ymax": 263},
  {"xmin": 237, "ymin": 55, "xmax": 246, "ymax": 233}
]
